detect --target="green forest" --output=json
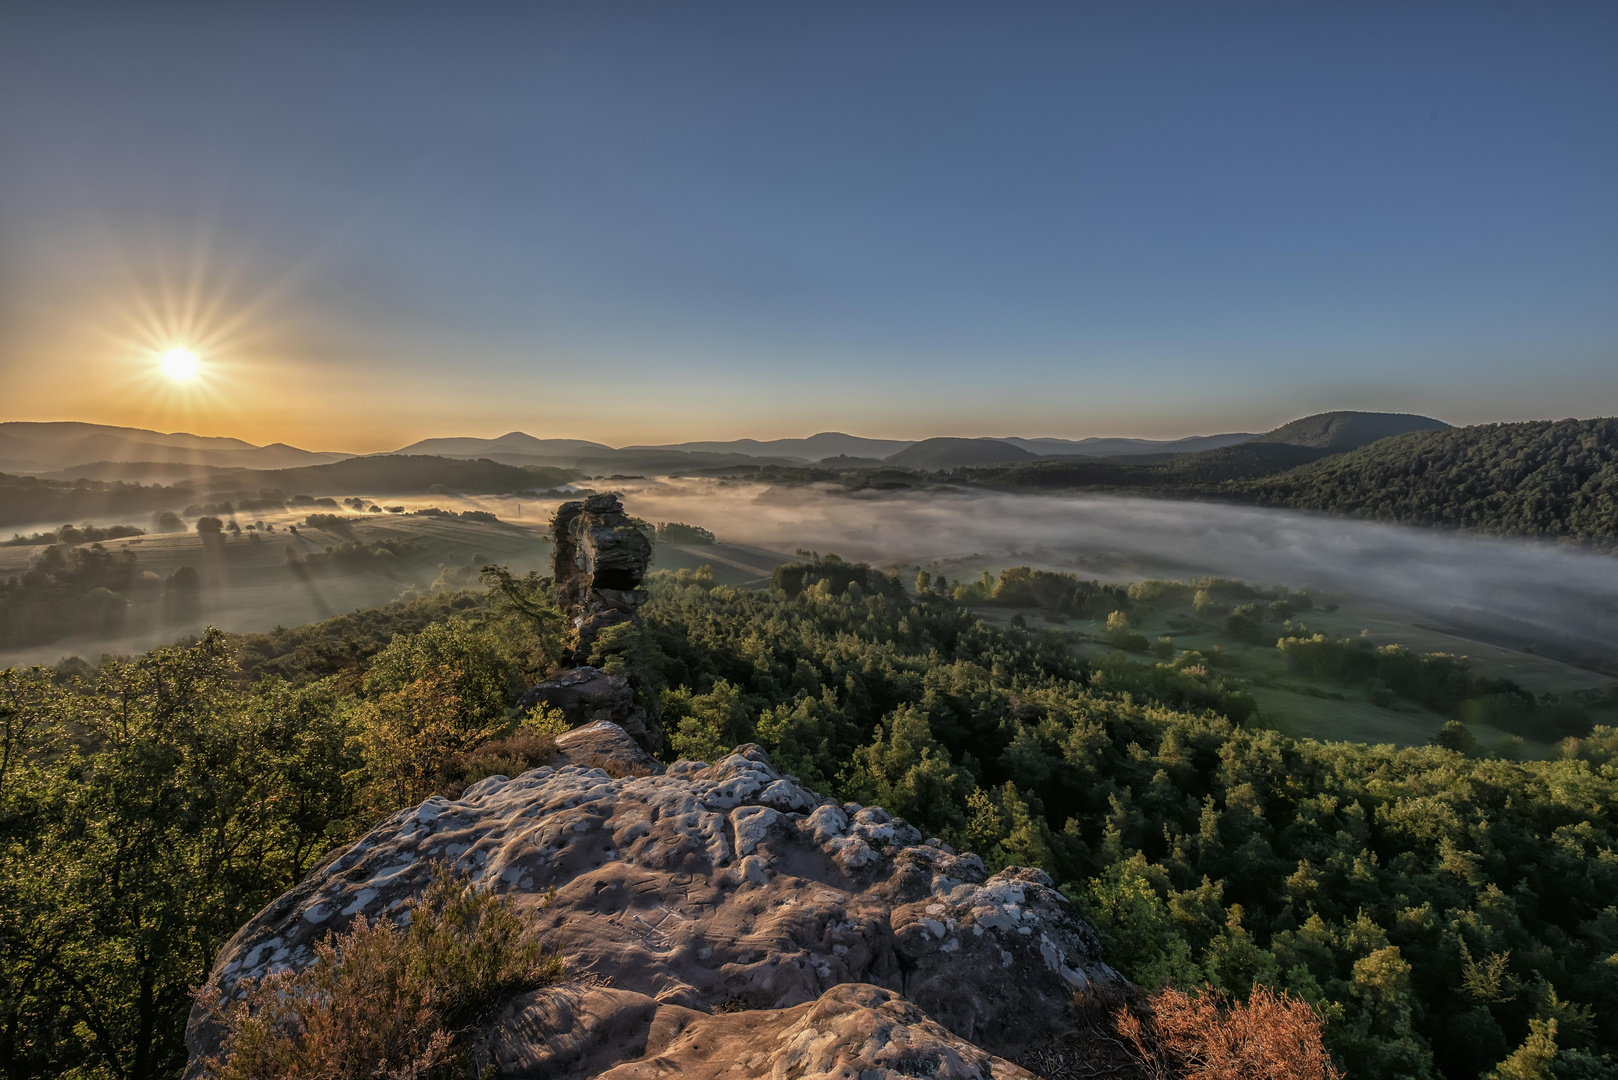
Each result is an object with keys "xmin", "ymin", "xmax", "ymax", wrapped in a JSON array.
[
  {"xmin": 4, "ymin": 560, "xmax": 1618, "ymax": 1079},
  {"xmin": 1247, "ymin": 419, "xmax": 1618, "ymax": 546},
  {"xmin": 977, "ymin": 418, "xmax": 1618, "ymax": 549}
]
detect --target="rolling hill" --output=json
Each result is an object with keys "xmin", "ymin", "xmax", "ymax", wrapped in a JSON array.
[
  {"xmin": 392, "ymin": 432, "xmax": 611, "ymax": 459},
  {"xmin": 883, "ymin": 437, "xmax": 1037, "ymax": 470},
  {"xmin": 0, "ymin": 422, "xmax": 349, "ymax": 474},
  {"xmin": 392, "ymin": 429, "xmax": 1267, "ymax": 467},
  {"xmin": 1250, "ymin": 410, "xmax": 1449, "ymax": 450},
  {"xmin": 983, "ymin": 414, "xmax": 1618, "ymax": 547},
  {"xmin": 202, "ymin": 455, "xmax": 580, "ymax": 496},
  {"xmin": 1249, "ymin": 417, "xmax": 1618, "ymax": 545},
  {"xmin": 628, "ymin": 432, "xmax": 913, "ymax": 461},
  {"xmin": 996, "ymin": 432, "xmax": 1257, "ymax": 456}
]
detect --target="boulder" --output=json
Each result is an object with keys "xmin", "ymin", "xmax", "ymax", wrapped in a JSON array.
[
  {"xmin": 515, "ymin": 667, "xmax": 656, "ymax": 749},
  {"xmin": 187, "ymin": 722, "xmax": 1121, "ymax": 1077},
  {"xmin": 478, "ymin": 982, "xmax": 1037, "ymax": 1079}
]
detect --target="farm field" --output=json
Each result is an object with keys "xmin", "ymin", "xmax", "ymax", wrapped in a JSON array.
[
  {"xmin": 0, "ymin": 489, "xmax": 802, "ymax": 668},
  {"xmin": 0, "ymin": 508, "xmax": 551, "ymax": 666}
]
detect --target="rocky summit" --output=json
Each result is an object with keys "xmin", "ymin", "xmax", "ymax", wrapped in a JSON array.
[{"xmin": 187, "ymin": 721, "xmax": 1123, "ymax": 1078}]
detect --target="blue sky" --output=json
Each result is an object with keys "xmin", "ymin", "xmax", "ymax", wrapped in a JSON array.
[{"xmin": 1, "ymin": 2, "xmax": 1614, "ymax": 449}]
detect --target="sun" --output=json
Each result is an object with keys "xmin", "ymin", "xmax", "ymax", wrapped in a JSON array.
[{"xmin": 159, "ymin": 348, "xmax": 201, "ymax": 382}]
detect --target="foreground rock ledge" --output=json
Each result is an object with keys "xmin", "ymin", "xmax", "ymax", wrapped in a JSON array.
[{"xmin": 187, "ymin": 722, "xmax": 1121, "ymax": 1078}]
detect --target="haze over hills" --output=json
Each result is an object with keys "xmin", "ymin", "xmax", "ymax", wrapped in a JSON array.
[
  {"xmin": 385, "ymin": 428, "xmax": 1271, "ymax": 468},
  {"xmin": 884, "ymin": 437, "xmax": 1038, "ymax": 469},
  {"xmin": 0, "ymin": 422, "xmax": 349, "ymax": 474},
  {"xmin": 4, "ymin": 412, "xmax": 1451, "ymax": 481},
  {"xmin": 996, "ymin": 432, "xmax": 1259, "ymax": 456},
  {"xmin": 873, "ymin": 413, "xmax": 1446, "ymax": 471},
  {"xmin": 392, "ymin": 432, "xmax": 612, "ymax": 459},
  {"xmin": 625, "ymin": 432, "xmax": 913, "ymax": 460}
]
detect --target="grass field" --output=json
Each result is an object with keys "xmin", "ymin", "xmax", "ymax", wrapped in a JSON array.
[
  {"xmin": 951, "ymin": 555, "xmax": 1615, "ymax": 753},
  {"xmin": 0, "ymin": 502, "xmax": 557, "ymax": 667}
]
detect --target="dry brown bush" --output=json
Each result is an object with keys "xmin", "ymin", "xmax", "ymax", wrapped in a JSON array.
[
  {"xmin": 194, "ymin": 862, "xmax": 563, "ymax": 1080},
  {"xmin": 1115, "ymin": 984, "xmax": 1342, "ymax": 1080}
]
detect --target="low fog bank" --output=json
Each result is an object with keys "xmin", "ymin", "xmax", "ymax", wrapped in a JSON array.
[{"xmin": 617, "ymin": 480, "xmax": 1618, "ymax": 656}]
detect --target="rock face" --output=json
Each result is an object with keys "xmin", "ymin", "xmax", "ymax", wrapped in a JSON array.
[
  {"xmin": 515, "ymin": 667, "xmax": 659, "ymax": 750},
  {"xmin": 524, "ymin": 494, "xmax": 662, "ymax": 753},
  {"xmin": 188, "ymin": 722, "xmax": 1120, "ymax": 1078},
  {"xmin": 552, "ymin": 493, "xmax": 653, "ymax": 664}
]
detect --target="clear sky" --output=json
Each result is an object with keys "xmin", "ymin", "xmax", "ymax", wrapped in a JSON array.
[{"xmin": 1, "ymin": 2, "xmax": 1614, "ymax": 452}]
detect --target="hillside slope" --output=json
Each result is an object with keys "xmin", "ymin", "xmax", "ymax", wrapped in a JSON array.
[
  {"xmin": 885, "ymin": 437, "xmax": 1035, "ymax": 469},
  {"xmin": 1250, "ymin": 417, "xmax": 1618, "ymax": 544},
  {"xmin": 0, "ymin": 421, "xmax": 348, "ymax": 473},
  {"xmin": 1251, "ymin": 410, "xmax": 1449, "ymax": 450},
  {"xmin": 999, "ymin": 431, "xmax": 1257, "ymax": 456},
  {"xmin": 206, "ymin": 454, "xmax": 580, "ymax": 495},
  {"xmin": 393, "ymin": 432, "xmax": 610, "ymax": 457},
  {"xmin": 976, "ymin": 416, "xmax": 1618, "ymax": 547},
  {"xmin": 631, "ymin": 431, "xmax": 913, "ymax": 460}
]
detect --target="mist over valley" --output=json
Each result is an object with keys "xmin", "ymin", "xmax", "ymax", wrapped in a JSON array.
[{"xmin": 6, "ymin": 7, "xmax": 1618, "ymax": 1078}]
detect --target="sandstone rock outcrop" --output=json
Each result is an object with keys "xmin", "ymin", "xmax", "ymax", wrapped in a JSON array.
[
  {"xmin": 515, "ymin": 666, "xmax": 659, "ymax": 750},
  {"xmin": 524, "ymin": 493, "xmax": 662, "ymax": 753},
  {"xmin": 188, "ymin": 722, "xmax": 1122, "ymax": 1078},
  {"xmin": 552, "ymin": 493, "xmax": 652, "ymax": 664}
]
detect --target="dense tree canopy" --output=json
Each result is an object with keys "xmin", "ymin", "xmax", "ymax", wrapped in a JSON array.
[
  {"xmin": 4, "ymin": 563, "xmax": 1618, "ymax": 1079},
  {"xmin": 977, "ymin": 418, "xmax": 1618, "ymax": 548},
  {"xmin": 1248, "ymin": 419, "xmax": 1618, "ymax": 546},
  {"xmin": 641, "ymin": 565, "xmax": 1618, "ymax": 1080}
]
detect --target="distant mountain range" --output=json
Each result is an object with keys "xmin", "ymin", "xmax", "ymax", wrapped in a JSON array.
[
  {"xmin": 380, "ymin": 428, "xmax": 1275, "ymax": 471},
  {"xmin": 0, "ymin": 422, "xmax": 348, "ymax": 475},
  {"xmin": 998, "ymin": 432, "xmax": 1258, "ymax": 456},
  {"xmin": 2, "ymin": 413, "xmax": 1449, "ymax": 479},
  {"xmin": 885, "ymin": 437, "xmax": 1039, "ymax": 469},
  {"xmin": 392, "ymin": 432, "xmax": 612, "ymax": 459},
  {"xmin": 625, "ymin": 433, "xmax": 913, "ymax": 460}
]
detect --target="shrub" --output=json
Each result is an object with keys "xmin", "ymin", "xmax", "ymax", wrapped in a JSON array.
[
  {"xmin": 773, "ymin": 555, "xmax": 898, "ymax": 599},
  {"xmin": 1116, "ymin": 983, "xmax": 1342, "ymax": 1080},
  {"xmin": 435, "ymin": 728, "xmax": 558, "ymax": 798},
  {"xmin": 655, "ymin": 521, "xmax": 717, "ymax": 544},
  {"xmin": 195, "ymin": 863, "xmax": 563, "ymax": 1080}
]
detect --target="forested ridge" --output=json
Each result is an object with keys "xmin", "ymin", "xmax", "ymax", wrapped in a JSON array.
[
  {"xmin": 4, "ymin": 564, "xmax": 1618, "ymax": 1078},
  {"xmin": 974, "ymin": 417, "xmax": 1618, "ymax": 548},
  {"xmin": 1247, "ymin": 418, "xmax": 1618, "ymax": 545}
]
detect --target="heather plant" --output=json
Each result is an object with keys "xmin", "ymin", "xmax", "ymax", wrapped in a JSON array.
[
  {"xmin": 434, "ymin": 723, "xmax": 560, "ymax": 799},
  {"xmin": 196, "ymin": 863, "xmax": 563, "ymax": 1080}
]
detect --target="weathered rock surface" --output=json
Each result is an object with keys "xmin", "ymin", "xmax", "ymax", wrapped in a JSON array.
[
  {"xmin": 552, "ymin": 493, "xmax": 653, "ymax": 662},
  {"xmin": 516, "ymin": 667, "xmax": 659, "ymax": 749},
  {"xmin": 188, "ymin": 722, "xmax": 1120, "ymax": 1077},
  {"xmin": 479, "ymin": 982, "xmax": 1037, "ymax": 1079},
  {"xmin": 527, "ymin": 493, "xmax": 662, "ymax": 753}
]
